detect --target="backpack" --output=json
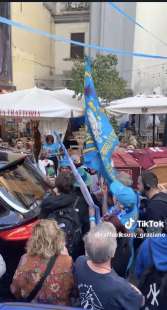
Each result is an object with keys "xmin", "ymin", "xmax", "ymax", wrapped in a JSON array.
[
  {"xmin": 48, "ymin": 197, "xmax": 83, "ymax": 260},
  {"xmin": 138, "ymin": 240, "xmax": 167, "ymax": 310}
]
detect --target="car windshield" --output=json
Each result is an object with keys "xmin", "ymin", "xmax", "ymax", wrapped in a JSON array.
[{"xmin": 0, "ymin": 160, "xmax": 47, "ymax": 210}]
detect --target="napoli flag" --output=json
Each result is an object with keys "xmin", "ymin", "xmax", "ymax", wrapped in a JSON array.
[
  {"xmin": 83, "ymin": 122, "xmax": 102, "ymax": 173},
  {"xmin": 83, "ymin": 57, "xmax": 119, "ymax": 184}
]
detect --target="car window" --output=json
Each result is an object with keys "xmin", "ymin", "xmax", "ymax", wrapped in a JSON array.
[
  {"xmin": 0, "ymin": 161, "xmax": 47, "ymax": 210},
  {"xmin": 0, "ymin": 201, "xmax": 7, "ymax": 215}
]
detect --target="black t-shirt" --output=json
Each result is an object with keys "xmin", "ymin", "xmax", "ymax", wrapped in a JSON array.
[
  {"xmin": 74, "ymin": 256, "xmax": 143, "ymax": 310},
  {"xmin": 112, "ymin": 237, "xmax": 131, "ymax": 278},
  {"xmin": 145, "ymin": 192, "xmax": 167, "ymax": 223}
]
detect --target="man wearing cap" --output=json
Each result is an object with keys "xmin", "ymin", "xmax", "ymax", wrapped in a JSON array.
[{"xmin": 58, "ymin": 158, "xmax": 72, "ymax": 174}]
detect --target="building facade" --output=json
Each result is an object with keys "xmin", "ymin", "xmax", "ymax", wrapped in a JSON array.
[
  {"xmin": 90, "ymin": 2, "xmax": 136, "ymax": 90},
  {"xmin": 0, "ymin": 2, "xmax": 55, "ymax": 91},
  {"xmin": 11, "ymin": 2, "xmax": 55, "ymax": 90},
  {"xmin": 131, "ymin": 2, "xmax": 167, "ymax": 95},
  {"xmin": 0, "ymin": 2, "xmax": 90, "ymax": 90},
  {"xmin": 0, "ymin": 2, "xmax": 14, "ymax": 92},
  {"xmin": 44, "ymin": 2, "xmax": 90, "ymax": 89},
  {"xmin": 2, "ymin": 2, "xmax": 166, "ymax": 94},
  {"xmin": 90, "ymin": 2, "xmax": 167, "ymax": 95}
]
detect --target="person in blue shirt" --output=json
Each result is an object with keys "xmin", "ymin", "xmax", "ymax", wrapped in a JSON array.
[
  {"xmin": 109, "ymin": 180, "xmax": 139, "ymax": 233},
  {"xmin": 135, "ymin": 236, "xmax": 167, "ymax": 309},
  {"xmin": 135, "ymin": 236, "xmax": 167, "ymax": 280},
  {"xmin": 42, "ymin": 134, "xmax": 60, "ymax": 174},
  {"xmin": 58, "ymin": 159, "xmax": 72, "ymax": 174},
  {"xmin": 119, "ymin": 120, "xmax": 129, "ymax": 134},
  {"xmin": 43, "ymin": 134, "xmax": 60, "ymax": 156},
  {"xmin": 109, "ymin": 180, "xmax": 139, "ymax": 275}
]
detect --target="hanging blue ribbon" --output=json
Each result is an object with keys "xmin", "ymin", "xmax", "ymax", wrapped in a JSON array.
[
  {"xmin": 0, "ymin": 16, "xmax": 167, "ymax": 59},
  {"xmin": 108, "ymin": 2, "xmax": 167, "ymax": 47},
  {"xmin": 108, "ymin": 2, "xmax": 145, "ymax": 30}
]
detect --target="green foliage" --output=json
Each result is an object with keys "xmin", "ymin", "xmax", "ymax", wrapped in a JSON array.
[
  {"xmin": 69, "ymin": 54, "xmax": 131, "ymax": 101},
  {"xmin": 110, "ymin": 115, "xmax": 119, "ymax": 135}
]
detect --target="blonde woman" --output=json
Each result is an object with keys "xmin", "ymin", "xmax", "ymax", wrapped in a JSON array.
[{"xmin": 10, "ymin": 220, "xmax": 74, "ymax": 305}]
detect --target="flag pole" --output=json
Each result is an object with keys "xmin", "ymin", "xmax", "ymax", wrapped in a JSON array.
[{"xmin": 54, "ymin": 130, "xmax": 101, "ymax": 224}]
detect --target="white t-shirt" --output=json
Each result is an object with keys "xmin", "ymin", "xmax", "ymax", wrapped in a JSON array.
[{"xmin": 38, "ymin": 159, "xmax": 54, "ymax": 176}]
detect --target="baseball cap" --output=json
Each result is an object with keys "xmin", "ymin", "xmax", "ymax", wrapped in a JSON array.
[
  {"xmin": 59, "ymin": 159, "xmax": 70, "ymax": 168},
  {"xmin": 110, "ymin": 180, "xmax": 137, "ymax": 209}
]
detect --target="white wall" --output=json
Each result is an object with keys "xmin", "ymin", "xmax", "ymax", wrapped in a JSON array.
[
  {"xmin": 90, "ymin": 2, "xmax": 136, "ymax": 88},
  {"xmin": 55, "ymin": 22, "xmax": 89, "ymax": 75},
  {"xmin": 90, "ymin": 2, "xmax": 167, "ymax": 94},
  {"xmin": 132, "ymin": 2, "xmax": 167, "ymax": 94}
]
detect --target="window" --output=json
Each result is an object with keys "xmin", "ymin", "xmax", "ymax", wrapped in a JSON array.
[
  {"xmin": 0, "ymin": 201, "xmax": 7, "ymax": 216},
  {"xmin": 70, "ymin": 33, "xmax": 85, "ymax": 59},
  {"xmin": 0, "ymin": 161, "xmax": 47, "ymax": 210}
]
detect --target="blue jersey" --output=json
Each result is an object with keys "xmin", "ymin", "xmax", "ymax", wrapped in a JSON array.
[
  {"xmin": 118, "ymin": 205, "xmax": 138, "ymax": 232},
  {"xmin": 107, "ymin": 205, "xmax": 138, "ymax": 233},
  {"xmin": 43, "ymin": 142, "xmax": 60, "ymax": 156},
  {"xmin": 108, "ymin": 206, "xmax": 122, "ymax": 217}
]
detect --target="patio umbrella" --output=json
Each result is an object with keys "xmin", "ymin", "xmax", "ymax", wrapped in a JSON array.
[
  {"xmin": 107, "ymin": 95, "xmax": 167, "ymax": 146},
  {"xmin": 0, "ymin": 87, "xmax": 83, "ymax": 118},
  {"xmin": 107, "ymin": 94, "xmax": 167, "ymax": 115}
]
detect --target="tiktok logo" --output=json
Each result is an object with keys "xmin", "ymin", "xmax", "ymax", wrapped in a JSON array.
[{"xmin": 125, "ymin": 218, "xmax": 135, "ymax": 230}]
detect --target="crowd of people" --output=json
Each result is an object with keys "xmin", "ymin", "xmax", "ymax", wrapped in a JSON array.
[{"xmin": 0, "ymin": 133, "xmax": 167, "ymax": 309}]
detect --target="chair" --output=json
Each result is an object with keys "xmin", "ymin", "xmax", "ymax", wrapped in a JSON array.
[{"xmin": 141, "ymin": 131, "xmax": 153, "ymax": 147}]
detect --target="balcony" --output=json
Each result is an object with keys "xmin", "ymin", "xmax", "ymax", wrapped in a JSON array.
[{"xmin": 44, "ymin": 2, "xmax": 90, "ymax": 23}]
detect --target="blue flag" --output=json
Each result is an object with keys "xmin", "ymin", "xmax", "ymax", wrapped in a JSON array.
[
  {"xmin": 83, "ymin": 123, "xmax": 102, "ymax": 173},
  {"xmin": 84, "ymin": 57, "xmax": 119, "ymax": 184}
]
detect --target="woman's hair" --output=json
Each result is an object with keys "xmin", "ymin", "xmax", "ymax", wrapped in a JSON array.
[
  {"xmin": 103, "ymin": 214, "xmax": 128, "ymax": 234},
  {"xmin": 46, "ymin": 135, "xmax": 54, "ymax": 144},
  {"xmin": 55, "ymin": 172, "xmax": 74, "ymax": 194},
  {"xmin": 26, "ymin": 219, "xmax": 65, "ymax": 259}
]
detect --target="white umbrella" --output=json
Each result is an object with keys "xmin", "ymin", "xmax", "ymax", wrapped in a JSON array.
[
  {"xmin": 0, "ymin": 87, "xmax": 83, "ymax": 118},
  {"xmin": 107, "ymin": 95, "xmax": 167, "ymax": 115},
  {"xmin": 53, "ymin": 88, "xmax": 84, "ymax": 117},
  {"xmin": 107, "ymin": 94, "xmax": 167, "ymax": 146}
]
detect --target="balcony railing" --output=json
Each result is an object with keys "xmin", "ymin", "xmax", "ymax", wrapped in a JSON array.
[{"xmin": 65, "ymin": 2, "xmax": 89, "ymax": 11}]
